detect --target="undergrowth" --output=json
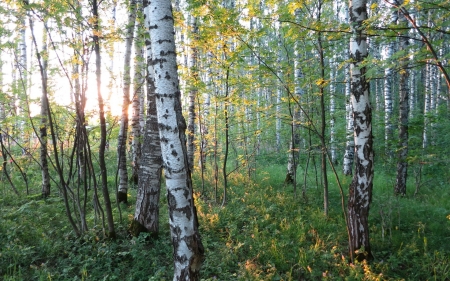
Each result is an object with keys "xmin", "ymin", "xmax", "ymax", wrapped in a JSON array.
[{"xmin": 1, "ymin": 163, "xmax": 449, "ymax": 280}]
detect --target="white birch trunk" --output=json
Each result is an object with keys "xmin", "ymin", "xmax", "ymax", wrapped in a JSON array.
[
  {"xmin": 329, "ymin": 54, "xmax": 337, "ymax": 164},
  {"xmin": 131, "ymin": 15, "xmax": 145, "ymax": 185},
  {"xmin": 186, "ymin": 15, "xmax": 198, "ymax": 171},
  {"xmin": 285, "ymin": 30, "xmax": 303, "ymax": 184},
  {"xmin": 429, "ymin": 64, "xmax": 437, "ymax": 145},
  {"xmin": 423, "ymin": 62, "xmax": 431, "ymax": 149},
  {"xmin": 343, "ymin": 63, "xmax": 354, "ymax": 176},
  {"xmin": 132, "ymin": 22, "xmax": 162, "ymax": 234},
  {"xmin": 383, "ymin": 6, "xmax": 398, "ymax": 156},
  {"xmin": 409, "ymin": 57, "xmax": 416, "ymax": 119},
  {"xmin": 395, "ymin": 2, "xmax": 409, "ymax": 195},
  {"xmin": 147, "ymin": 0, "xmax": 204, "ymax": 279},
  {"xmin": 40, "ymin": 24, "xmax": 50, "ymax": 197},
  {"xmin": 348, "ymin": 0, "xmax": 374, "ymax": 261},
  {"xmin": 384, "ymin": 41, "xmax": 394, "ymax": 155},
  {"xmin": 275, "ymin": 25, "xmax": 282, "ymax": 153},
  {"xmin": 117, "ymin": 0, "xmax": 137, "ymax": 203}
]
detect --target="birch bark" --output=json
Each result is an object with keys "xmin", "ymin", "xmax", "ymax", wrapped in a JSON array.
[
  {"xmin": 348, "ymin": 0, "xmax": 374, "ymax": 261},
  {"xmin": 117, "ymin": 0, "xmax": 137, "ymax": 203},
  {"xmin": 343, "ymin": 63, "xmax": 354, "ymax": 176},
  {"xmin": 147, "ymin": 0, "xmax": 204, "ymax": 278},
  {"xmin": 131, "ymin": 7, "xmax": 145, "ymax": 185},
  {"xmin": 394, "ymin": 1, "xmax": 409, "ymax": 196},
  {"xmin": 329, "ymin": 54, "xmax": 336, "ymax": 164},
  {"xmin": 40, "ymin": 25, "xmax": 50, "ymax": 198},
  {"xmin": 131, "ymin": 1, "xmax": 162, "ymax": 236},
  {"xmin": 186, "ymin": 15, "xmax": 198, "ymax": 171},
  {"xmin": 285, "ymin": 34, "xmax": 302, "ymax": 185}
]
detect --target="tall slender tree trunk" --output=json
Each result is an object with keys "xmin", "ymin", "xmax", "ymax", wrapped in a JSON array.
[
  {"xmin": 348, "ymin": 0, "xmax": 374, "ymax": 262},
  {"xmin": 343, "ymin": 63, "xmax": 354, "ymax": 176},
  {"xmin": 222, "ymin": 67, "xmax": 230, "ymax": 207},
  {"xmin": 409, "ymin": 58, "xmax": 416, "ymax": 119},
  {"xmin": 186, "ymin": 15, "xmax": 198, "ymax": 171},
  {"xmin": 394, "ymin": 1, "xmax": 409, "ymax": 196},
  {"xmin": 131, "ymin": 3, "xmax": 145, "ymax": 186},
  {"xmin": 317, "ymin": 18, "xmax": 329, "ymax": 217},
  {"xmin": 131, "ymin": 42, "xmax": 144, "ymax": 185},
  {"xmin": 275, "ymin": 29, "xmax": 282, "ymax": 153},
  {"xmin": 147, "ymin": 0, "xmax": 204, "ymax": 279},
  {"xmin": 285, "ymin": 33, "xmax": 303, "ymax": 186},
  {"xmin": 93, "ymin": 0, "xmax": 116, "ymax": 238},
  {"xmin": 423, "ymin": 62, "xmax": 431, "ymax": 149},
  {"xmin": 383, "ymin": 39, "xmax": 396, "ymax": 156},
  {"xmin": 19, "ymin": 17, "xmax": 27, "ymax": 112},
  {"xmin": 117, "ymin": 0, "xmax": 137, "ymax": 203},
  {"xmin": 329, "ymin": 54, "xmax": 337, "ymax": 164},
  {"xmin": 39, "ymin": 24, "xmax": 51, "ymax": 198}
]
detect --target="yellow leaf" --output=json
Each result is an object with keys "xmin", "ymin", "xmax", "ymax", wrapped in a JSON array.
[
  {"xmin": 370, "ymin": 3, "xmax": 377, "ymax": 10},
  {"xmin": 288, "ymin": 2, "xmax": 303, "ymax": 14}
]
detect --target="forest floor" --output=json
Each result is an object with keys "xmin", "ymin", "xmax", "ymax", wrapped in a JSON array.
[{"xmin": 1, "ymin": 163, "xmax": 450, "ymax": 280}]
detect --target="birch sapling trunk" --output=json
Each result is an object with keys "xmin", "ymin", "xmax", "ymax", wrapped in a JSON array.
[
  {"xmin": 117, "ymin": 0, "xmax": 137, "ymax": 203},
  {"xmin": 93, "ymin": 0, "xmax": 116, "ymax": 238},
  {"xmin": 147, "ymin": 0, "xmax": 204, "ymax": 279},
  {"xmin": 423, "ymin": 62, "xmax": 431, "ymax": 149},
  {"xmin": 395, "ymin": 3, "xmax": 409, "ymax": 195},
  {"xmin": 40, "ymin": 25, "xmax": 50, "ymax": 197},
  {"xmin": 186, "ymin": 15, "xmax": 198, "ymax": 172},
  {"xmin": 343, "ymin": 63, "xmax": 354, "ymax": 176},
  {"xmin": 329, "ymin": 54, "xmax": 337, "ymax": 164},
  {"xmin": 131, "ymin": 12, "xmax": 145, "ymax": 186},
  {"xmin": 285, "ymin": 25, "xmax": 302, "ymax": 185},
  {"xmin": 275, "ymin": 28, "xmax": 282, "ymax": 153},
  {"xmin": 348, "ymin": 0, "xmax": 374, "ymax": 261},
  {"xmin": 383, "ymin": 11, "xmax": 396, "ymax": 156}
]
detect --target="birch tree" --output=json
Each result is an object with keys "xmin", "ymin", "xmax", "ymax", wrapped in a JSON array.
[
  {"xmin": 348, "ymin": 0, "xmax": 374, "ymax": 261},
  {"xmin": 186, "ymin": 14, "xmax": 198, "ymax": 171},
  {"xmin": 343, "ymin": 63, "xmax": 354, "ymax": 176},
  {"xmin": 39, "ymin": 24, "xmax": 50, "ymax": 197},
  {"xmin": 394, "ymin": 0, "xmax": 409, "ymax": 195},
  {"xmin": 130, "ymin": 3, "xmax": 145, "ymax": 185},
  {"xmin": 117, "ymin": 0, "xmax": 137, "ymax": 203},
  {"xmin": 146, "ymin": 0, "xmax": 204, "ymax": 278},
  {"xmin": 131, "ymin": 2, "xmax": 162, "ymax": 236},
  {"xmin": 285, "ymin": 28, "xmax": 303, "ymax": 186},
  {"xmin": 383, "ymin": 3, "xmax": 398, "ymax": 156}
]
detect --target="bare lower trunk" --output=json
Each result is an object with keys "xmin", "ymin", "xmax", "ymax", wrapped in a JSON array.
[
  {"xmin": 348, "ymin": 0, "xmax": 374, "ymax": 262},
  {"xmin": 131, "ymin": 7, "xmax": 162, "ymax": 236}
]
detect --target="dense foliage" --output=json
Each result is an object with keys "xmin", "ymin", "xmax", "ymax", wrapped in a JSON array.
[{"xmin": 1, "ymin": 159, "xmax": 450, "ymax": 280}]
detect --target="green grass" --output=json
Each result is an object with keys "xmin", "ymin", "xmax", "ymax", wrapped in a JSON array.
[{"xmin": 1, "ymin": 162, "xmax": 450, "ymax": 280}]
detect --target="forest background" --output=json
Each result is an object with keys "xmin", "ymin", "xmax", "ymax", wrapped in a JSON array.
[{"xmin": 0, "ymin": 0, "xmax": 450, "ymax": 280}]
